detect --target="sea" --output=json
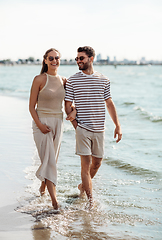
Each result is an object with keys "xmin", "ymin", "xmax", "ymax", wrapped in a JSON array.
[{"xmin": 0, "ymin": 64, "xmax": 161, "ymax": 239}]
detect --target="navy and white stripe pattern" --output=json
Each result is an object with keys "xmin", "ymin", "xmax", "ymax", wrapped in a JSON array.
[{"xmin": 65, "ymin": 71, "xmax": 111, "ymax": 132}]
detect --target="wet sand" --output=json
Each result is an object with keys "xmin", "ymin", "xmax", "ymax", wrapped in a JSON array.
[
  {"xmin": 0, "ymin": 95, "xmax": 71, "ymax": 240},
  {"xmin": 0, "ymin": 203, "xmax": 33, "ymax": 239},
  {"xmin": 0, "ymin": 95, "xmax": 43, "ymax": 239}
]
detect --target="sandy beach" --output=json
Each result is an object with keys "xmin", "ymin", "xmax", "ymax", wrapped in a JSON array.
[
  {"xmin": 0, "ymin": 95, "xmax": 75, "ymax": 240},
  {"xmin": 0, "ymin": 95, "xmax": 41, "ymax": 239}
]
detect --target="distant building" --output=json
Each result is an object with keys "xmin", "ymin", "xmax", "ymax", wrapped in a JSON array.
[
  {"xmin": 140, "ymin": 57, "xmax": 146, "ymax": 64},
  {"xmin": 123, "ymin": 59, "xmax": 129, "ymax": 64},
  {"xmin": 97, "ymin": 54, "xmax": 102, "ymax": 62}
]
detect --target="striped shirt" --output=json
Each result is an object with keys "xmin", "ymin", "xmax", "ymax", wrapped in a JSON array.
[{"xmin": 65, "ymin": 71, "xmax": 111, "ymax": 132}]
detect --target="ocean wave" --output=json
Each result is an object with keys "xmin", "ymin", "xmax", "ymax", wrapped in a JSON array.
[
  {"xmin": 134, "ymin": 106, "xmax": 162, "ymax": 123},
  {"xmin": 0, "ymin": 87, "xmax": 28, "ymax": 93},
  {"xmin": 15, "ymin": 89, "xmax": 29, "ymax": 93},
  {"xmin": 0, "ymin": 87, "xmax": 13, "ymax": 92},
  {"xmin": 104, "ymin": 158, "xmax": 161, "ymax": 179},
  {"xmin": 122, "ymin": 102, "xmax": 135, "ymax": 106}
]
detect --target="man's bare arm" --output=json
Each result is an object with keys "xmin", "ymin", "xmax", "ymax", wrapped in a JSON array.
[
  {"xmin": 105, "ymin": 98, "xmax": 122, "ymax": 143},
  {"xmin": 65, "ymin": 101, "xmax": 78, "ymax": 129}
]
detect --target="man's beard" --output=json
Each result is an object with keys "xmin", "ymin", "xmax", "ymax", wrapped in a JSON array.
[{"xmin": 78, "ymin": 62, "xmax": 89, "ymax": 70}]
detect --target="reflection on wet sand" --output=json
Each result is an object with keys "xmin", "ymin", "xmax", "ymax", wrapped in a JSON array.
[
  {"xmin": 20, "ymin": 195, "xmax": 117, "ymax": 240},
  {"xmin": 31, "ymin": 207, "xmax": 112, "ymax": 240},
  {"xmin": 32, "ymin": 222, "xmax": 51, "ymax": 240},
  {"xmin": 17, "ymin": 188, "xmax": 156, "ymax": 240}
]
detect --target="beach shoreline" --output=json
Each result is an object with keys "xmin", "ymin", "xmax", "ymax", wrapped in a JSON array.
[
  {"xmin": 0, "ymin": 203, "xmax": 34, "ymax": 238},
  {"xmin": 0, "ymin": 95, "xmax": 68, "ymax": 240},
  {"xmin": 0, "ymin": 95, "xmax": 37, "ymax": 239}
]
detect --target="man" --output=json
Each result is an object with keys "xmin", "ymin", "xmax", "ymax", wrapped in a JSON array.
[{"xmin": 65, "ymin": 46, "xmax": 122, "ymax": 208}]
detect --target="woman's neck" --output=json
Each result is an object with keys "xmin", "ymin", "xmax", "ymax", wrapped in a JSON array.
[{"xmin": 46, "ymin": 69, "xmax": 58, "ymax": 76}]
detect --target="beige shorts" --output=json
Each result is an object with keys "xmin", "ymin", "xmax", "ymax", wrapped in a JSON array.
[{"xmin": 75, "ymin": 126, "xmax": 104, "ymax": 158}]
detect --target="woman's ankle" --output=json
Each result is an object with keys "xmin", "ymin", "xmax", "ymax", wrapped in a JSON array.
[{"xmin": 52, "ymin": 201, "xmax": 59, "ymax": 210}]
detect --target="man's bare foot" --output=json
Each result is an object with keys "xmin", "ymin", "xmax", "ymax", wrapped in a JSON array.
[
  {"xmin": 39, "ymin": 181, "xmax": 46, "ymax": 196},
  {"xmin": 89, "ymin": 197, "xmax": 93, "ymax": 209},
  {"xmin": 78, "ymin": 183, "xmax": 86, "ymax": 198},
  {"xmin": 85, "ymin": 197, "xmax": 94, "ymax": 210}
]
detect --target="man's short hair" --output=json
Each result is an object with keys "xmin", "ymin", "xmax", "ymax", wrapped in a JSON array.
[{"xmin": 77, "ymin": 46, "xmax": 95, "ymax": 58}]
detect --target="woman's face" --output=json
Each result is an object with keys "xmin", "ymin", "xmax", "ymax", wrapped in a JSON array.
[{"xmin": 45, "ymin": 50, "xmax": 60, "ymax": 71}]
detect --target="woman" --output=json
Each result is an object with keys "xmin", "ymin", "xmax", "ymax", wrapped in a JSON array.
[{"xmin": 29, "ymin": 48, "xmax": 76, "ymax": 209}]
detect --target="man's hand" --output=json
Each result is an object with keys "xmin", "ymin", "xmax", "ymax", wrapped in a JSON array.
[
  {"xmin": 105, "ymin": 98, "xmax": 122, "ymax": 143},
  {"xmin": 114, "ymin": 125, "xmax": 122, "ymax": 143}
]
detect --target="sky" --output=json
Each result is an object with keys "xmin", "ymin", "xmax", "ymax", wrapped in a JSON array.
[{"xmin": 0, "ymin": 0, "xmax": 162, "ymax": 61}]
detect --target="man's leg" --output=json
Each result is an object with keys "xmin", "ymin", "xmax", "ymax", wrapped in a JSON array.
[
  {"xmin": 80, "ymin": 155, "xmax": 93, "ymax": 206},
  {"xmin": 90, "ymin": 156, "xmax": 102, "ymax": 178},
  {"xmin": 78, "ymin": 156, "xmax": 102, "ymax": 196}
]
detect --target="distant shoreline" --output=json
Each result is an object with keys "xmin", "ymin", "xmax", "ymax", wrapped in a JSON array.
[{"xmin": 0, "ymin": 62, "xmax": 162, "ymax": 66}]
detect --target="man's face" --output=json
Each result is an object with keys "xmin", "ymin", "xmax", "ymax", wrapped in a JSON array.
[{"xmin": 76, "ymin": 52, "xmax": 90, "ymax": 70}]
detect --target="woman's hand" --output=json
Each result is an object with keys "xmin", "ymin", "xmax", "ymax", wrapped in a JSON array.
[
  {"xmin": 39, "ymin": 123, "xmax": 51, "ymax": 134},
  {"xmin": 62, "ymin": 77, "xmax": 67, "ymax": 87},
  {"xmin": 66, "ymin": 107, "xmax": 77, "ymax": 122},
  {"xmin": 66, "ymin": 111, "xmax": 76, "ymax": 122}
]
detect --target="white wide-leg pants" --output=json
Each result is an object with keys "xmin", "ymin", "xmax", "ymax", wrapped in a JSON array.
[{"xmin": 32, "ymin": 117, "xmax": 63, "ymax": 186}]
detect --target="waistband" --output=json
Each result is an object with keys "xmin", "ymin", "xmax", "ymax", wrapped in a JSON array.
[{"xmin": 37, "ymin": 111, "xmax": 63, "ymax": 120}]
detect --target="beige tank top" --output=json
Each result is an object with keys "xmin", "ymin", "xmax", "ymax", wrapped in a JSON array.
[{"xmin": 36, "ymin": 73, "xmax": 65, "ymax": 118}]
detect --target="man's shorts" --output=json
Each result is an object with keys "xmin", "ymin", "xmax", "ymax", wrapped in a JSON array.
[{"xmin": 75, "ymin": 126, "xmax": 104, "ymax": 158}]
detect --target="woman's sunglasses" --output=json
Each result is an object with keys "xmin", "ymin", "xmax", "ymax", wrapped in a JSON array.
[{"xmin": 48, "ymin": 56, "xmax": 60, "ymax": 61}]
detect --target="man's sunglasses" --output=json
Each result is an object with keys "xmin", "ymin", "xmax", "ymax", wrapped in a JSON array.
[
  {"xmin": 48, "ymin": 56, "xmax": 60, "ymax": 61},
  {"xmin": 75, "ymin": 56, "xmax": 86, "ymax": 61}
]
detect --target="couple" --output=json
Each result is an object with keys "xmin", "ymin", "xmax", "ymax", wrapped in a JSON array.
[{"xmin": 29, "ymin": 46, "xmax": 122, "ymax": 210}]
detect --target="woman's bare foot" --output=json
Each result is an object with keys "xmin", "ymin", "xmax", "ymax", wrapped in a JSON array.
[
  {"xmin": 78, "ymin": 183, "xmax": 86, "ymax": 198},
  {"xmin": 39, "ymin": 181, "xmax": 46, "ymax": 196},
  {"xmin": 52, "ymin": 201, "xmax": 59, "ymax": 210}
]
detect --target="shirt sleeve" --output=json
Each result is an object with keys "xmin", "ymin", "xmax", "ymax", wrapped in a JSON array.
[
  {"xmin": 65, "ymin": 78, "xmax": 74, "ymax": 102},
  {"xmin": 104, "ymin": 79, "xmax": 111, "ymax": 100}
]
